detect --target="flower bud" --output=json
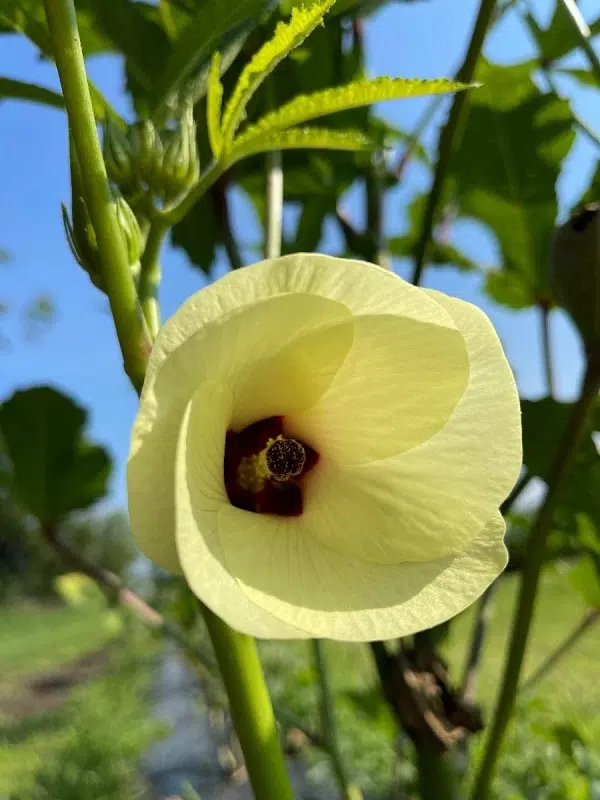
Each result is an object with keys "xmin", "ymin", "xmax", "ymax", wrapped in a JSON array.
[
  {"xmin": 63, "ymin": 135, "xmax": 104, "ymax": 289},
  {"xmin": 103, "ymin": 117, "xmax": 134, "ymax": 188},
  {"xmin": 550, "ymin": 203, "xmax": 600, "ymax": 354},
  {"xmin": 157, "ymin": 103, "xmax": 200, "ymax": 201},
  {"xmin": 128, "ymin": 119, "xmax": 163, "ymax": 186},
  {"xmin": 114, "ymin": 192, "xmax": 143, "ymax": 273},
  {"xmin": 63, "ymin": 136, "xmax": 143, "ymax": 291}
]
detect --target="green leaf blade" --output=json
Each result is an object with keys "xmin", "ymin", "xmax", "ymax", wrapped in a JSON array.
[
  {"xmin": 221, "ymin": 0, "xmax": 337, "ymax": 146},
  {"xmin": 0, "ymin": 77, "xmax": 64, "ymax": 109},
  {"xmin": 238, "ymin": 76, "xmax": 469, "ymax": 140},
  {"xmin": 450, "ymin": 59, "xmax": 576, "ymax": 308},
  {"xmin": 229, "ymin": 126, "xmax": 371, "ymax": 162},
  {"xmin": 0, "ymin": 387, "xmax": 111, "ymax": 525}
]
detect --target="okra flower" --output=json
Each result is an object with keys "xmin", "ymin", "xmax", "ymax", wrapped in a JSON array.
[{"xmin": 128, "ymin": 254, "xmax": 521, "ymax": 641}]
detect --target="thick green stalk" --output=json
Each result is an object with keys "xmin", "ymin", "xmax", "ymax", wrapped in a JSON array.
[
  {"xmin": 411, "ymin": 0, "xmax": 498, "ymax": 286},
  {"xmin": 415, "ymin": 747, "xmax": 462, "ymax": 800},
  {"xmin": 43, "ymin": 0, "xmax": 148, "ymax": 394},
  {"xmin": 312, "ymin": 641, "xmax": 363, "ymax": 800},
  {"xmin": 139, "ymin": 219, "xmax": 168, "ymax": 339},
  {"xmin": 471, "ymin": 358, "xmax": 600, "ymax": 799},
  {"xmin": 201, "ymin": 604, "xmax": 294, "ymax": 800},
  {"xmin": 558, "ymin": 0, "xmax": 600, "ymax": 87}
]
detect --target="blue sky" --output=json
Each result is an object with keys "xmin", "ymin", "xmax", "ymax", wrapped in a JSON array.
[{"xmin": 1, "ymin": 0, "xmax": 599, "ymax": 507}]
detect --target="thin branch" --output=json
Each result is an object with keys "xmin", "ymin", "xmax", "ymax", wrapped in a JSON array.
[
  {"xmin": 410, "ymin": 0, "xmax": 499, "ymax": 286},
  {"xmin": 265, "ymin": 150, "xmax": 283, "ymax": 260},
  {"xmin": 394, "ymin": 95, "xmax": 443, "ymax": 180},
  {"xmin": 540, "ymin": 303, "xmax": 556, "ymax": 397},
  {"xmin": 365, "ymin": 152, "xmax": 390, "ymax": 269},
  {"xmin": 472, "ymin": 356, "xmax": 600, "ymax": 799},
  {"xmin": 521, "ymin": 608, "xmax": 599, "ymax": 693},
  {"xmin": 212, "ymin": 180, "xmax": 244, "ymax": 270},
  {"xmin": 40, "ymin": 523, "xmax": 214, "ymax": 663},
  {"xmin": 461, "ymin": 586, "xmax": 496, "ymax": 705},
  {"xmin": 557, "ymin": 0, "xmax": 600, "ymax": 87},
  {"xmin": 312, "ymin": 641, "xmax": 363, "ymax": 800}
]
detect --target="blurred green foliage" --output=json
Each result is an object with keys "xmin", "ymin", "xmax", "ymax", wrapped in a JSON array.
[{"xmin": 1, "ymin": 622, "xmax": 162, "ymax": 799}]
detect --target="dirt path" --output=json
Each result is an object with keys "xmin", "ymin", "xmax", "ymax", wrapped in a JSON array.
[{"xmin": 0, "ymin": 645, "xmax": 111, "ymax": 720}]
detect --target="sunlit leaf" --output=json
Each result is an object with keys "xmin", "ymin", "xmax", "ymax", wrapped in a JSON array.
[
  {"xmin": 237, "ymin": 76, "xmax": 468, "ymax": 139},
  {"xmin": 229, "ymin": 126, "xmax": 371, "ymax": 161},
  {"xmin": 221, "ymin": 0, "xmax": 337, "ymax": 145}
]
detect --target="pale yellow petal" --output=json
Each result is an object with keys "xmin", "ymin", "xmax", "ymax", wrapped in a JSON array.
[
  {"xmin": 286, "ymin": 313, "xmax": 469, "ymax": 463},
  {"xmin": 128, "ymin": 292, "xmax": 354, "ymax": 569},
  {"xmin": 175, "ymin": 383, "xmax": 310, "ymax": 638},
  {"xmin": 217, "ymin": 506, "xmax": 507, "ymax": 641},
  {"xmin": 143, "ymin": 254, "xmax": 459, "ymax": 391},
  {"xmin": 296, "ymin": 292, "xmax": 522, "ymax": 565}
]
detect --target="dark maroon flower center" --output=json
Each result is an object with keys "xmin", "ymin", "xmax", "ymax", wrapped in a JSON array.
[{"xmin": 223, "ymin": 416, "xmax": 319, "ymax": 516}]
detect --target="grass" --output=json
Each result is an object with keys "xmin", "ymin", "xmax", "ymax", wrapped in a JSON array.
[
  {"xmin": 0, "ymin": 602, "xmax": 160, "ymax": 797},
  {"xmin": 0, "ymin": 601, "xmax": 116, "ymax": 691}
]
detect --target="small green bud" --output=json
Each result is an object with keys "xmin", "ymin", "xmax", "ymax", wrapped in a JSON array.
[
  {"xmin": 550, "ymin": 203, "xmax": 600, "ymax": 354},
  {"xmin": 114, "ymin": 192, "xmax": 143, "ymax": 273},
  {"xmin": 63, "ymin": 134, "xmax": 143, "ymax": 291},
  {"xmin": 128, "ymin": 119, "xmax": 163, "ymax": 186},
  {"xmin": 157, "ymin": 103, "xmax": 200, "ymax": 201},
  {"xmin": 103, "ymin": 118, "xmax": 134, "ymax": 188},
  {"xmin": 61, "ymin": 201, "xmax": 104, "ymax": 290},
  {"xmin": 64, "ymin": 134, "xmax": 104, "ymax": 289}
]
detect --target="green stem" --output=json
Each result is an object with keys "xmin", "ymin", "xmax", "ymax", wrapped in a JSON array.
[
  {"xmin": 410, "ymin": 0, "xmax": 498, "ymax": 286},
  {"xmin": 312, "ymin": 641, "xmax": 363, "ymax": 800},
  {"xmin": 365, "ymin": 152, "xmax": 389, "ymax": 269},
  {"xmin": 43, "ymin": 0, "xmax": 149, "ymax": 394},
  {"xmin": 415, "ymin": 746, "xmax": 462, "ymax": 800},
  {"xmin": 540, "ymin": 304, "xmax": 556, "ymax": 397},
  {"xmin": 200, "ymin": 604, "xmax": 294, "ymax": 800},
  {"xmin": 394, "ymin": 95, "xmax": 444, "ymax": 179},
  {"xmin": 521, "ymin": 608, "xmax": 599, "ymax": 693},
  {"xmin": 461, "ymin": 469, "xmax": 532, "ymax": 702},
  {"xmin": 539, "ymin": 64, "xmax": 600, "ymax": 152},
  {"xmin": 265, "ymin": 149, "xmax": 283, "ymax": 259},
  {"xmin": 471, "ymin": 358, "xmax": 600, "ymax": 800},
  {"xmin": 557, "ymin": 0, "xmax": 600, "ymax": 87},
  {"xmin": 213, "ymin": 181, "xmax": 244, "ymax": 270},
  {"xmin": 139, "ymin": 220, "xmax": 167, "ymax": 340}
]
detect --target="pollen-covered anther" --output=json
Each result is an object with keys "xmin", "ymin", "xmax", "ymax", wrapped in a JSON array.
[{"xmin": 264, "ymin": 437, "xmax": 306, "ymax": 481}]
